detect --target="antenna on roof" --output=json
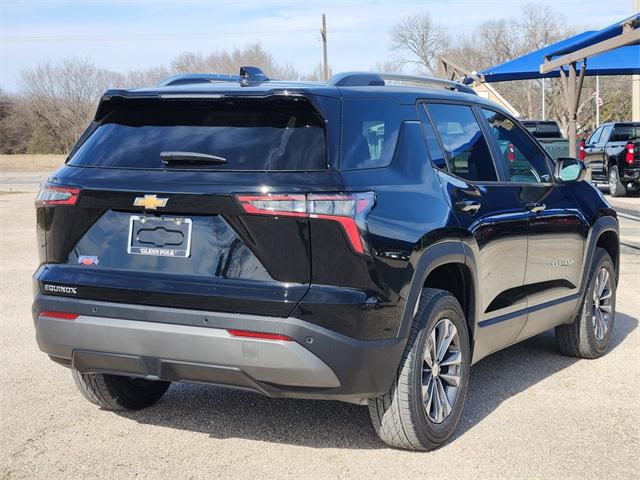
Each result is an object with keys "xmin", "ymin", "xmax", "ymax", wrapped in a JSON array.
[{"xmin": 239, "ymin": 66, "xmax": 270, "ymax": 87}]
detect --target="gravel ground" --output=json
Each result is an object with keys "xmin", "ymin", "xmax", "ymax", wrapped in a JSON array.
[{"xmin": 1, "ymin": 189, "xmax": 638, "ymax": 480}]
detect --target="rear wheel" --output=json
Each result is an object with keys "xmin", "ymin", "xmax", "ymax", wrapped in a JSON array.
[
  {"xmin": 609, "ymin": 166, "xmax": 627, "ymax": 197},
  {"xmin": 555, "ymin": 248, "xmax": 616, "ymax": 359},
  {"xmin": 368, "ymin": 289, "xmax": 470, "ymax": 450},
  {"xmin": 72, "ymin": 371, "xmax": 171, "ymax": 411}
]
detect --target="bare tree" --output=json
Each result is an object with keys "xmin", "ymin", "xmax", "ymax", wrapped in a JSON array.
[
  {"xmin": 20, "ymin": 58, "xmax": 123, "ymax": 153},
  {"xmin": 519, "ymin": 4, "xmax": 566, "ymax": 50},
  {"xmin": 390, "ymin": 14, "xmax": 450, "ymax": 75},
  {"xmin": 301, "ymin": 63, "xmax": 328, "ymax": 81},
  {"xmin": 477, "ymin": 20, "xmax": 521, "ymax": 67},
  {"xmin": 372, "ymin": 60, "xmax": 404, "ymax": 74},
  {"xmin": 0, "ymin": 90, "xmax": 34, "ymax": 153},
  {"xmin": 124, "ymin": 66, "xmax": 171, "ymax": 88},
  {"xmin": 170, "ymin": 43, "xmax": 298, "ymax": 80}
]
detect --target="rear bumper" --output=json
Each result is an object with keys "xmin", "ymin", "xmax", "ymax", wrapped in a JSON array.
[{"xmin": 33, "ymin": 295, "xmax": 406, "ymax": 404}]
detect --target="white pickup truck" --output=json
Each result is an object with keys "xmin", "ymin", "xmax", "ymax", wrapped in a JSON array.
[{"xmin": 520, "ymin": 120, "xmax": 581, "ymax": 160}]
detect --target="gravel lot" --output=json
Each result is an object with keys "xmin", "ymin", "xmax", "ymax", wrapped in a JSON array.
[{"xmin": 1, "ymin": 183, "xmax": 638, "ymax": 480}]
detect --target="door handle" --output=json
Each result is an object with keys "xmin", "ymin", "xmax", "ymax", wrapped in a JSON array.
[
  {"xmin": 455, "ymin": 200, "xmax": 481, "ymax": 214},
  {"xmin": 526, "ymin": 202, "xmax": 546, "ymax": 213}
]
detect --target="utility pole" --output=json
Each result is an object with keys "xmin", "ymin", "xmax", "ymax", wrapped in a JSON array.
[
  {"xmin": 595, "ymin": 75, "xmax": 600, "ymax": 127},
  {"xmin": 633, "ymin": 0, "xmax": 640, "ymax": 121},
  {"xmin": 541, "ymin": 78, "xmax": 545, "ymax": 120},
  {"xmin": 321, "ymin": 14, "xmax": 329, "ymax": 81}
]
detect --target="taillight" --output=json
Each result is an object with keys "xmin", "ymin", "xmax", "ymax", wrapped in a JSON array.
[
  {"xmin": 507, "ymin": 143, "xmax": 515, "ymax": 162},
  {"xmin": 626, "ymin": 143, "xmax": 635, "ymax": 164},
  {"xmin": 227, "ymin": 329, "xmax": 292, "ymax": 341},
  {"xmin": 235, "ymin": 194, "xmax": 307, "ymax": 217},
  {"xmin": 236, "ymin": 192, "xmax": 376, "ymax": 255},
  {"xmin": 579, "ymin": 140, "xmax": 585, "ymax": 161},
  {"xmin": 35, "ymin": 185, "xmax": 80, "ymax": 206},
  {"xmin": 38, "ymin": 311, "xmax": 79, "ymax": 320}
]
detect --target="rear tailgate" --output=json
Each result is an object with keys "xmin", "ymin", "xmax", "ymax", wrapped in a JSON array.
[{"xmin": 35, "ymin": 94, "xmax": 343, "ymax": 317}]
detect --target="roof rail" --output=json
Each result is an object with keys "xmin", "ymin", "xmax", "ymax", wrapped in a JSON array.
[
  {"xmin": 157, "ymin": 66, "xmax": 270, "ymax": 87},
  {"xmin": 329, "ymin": 71, "xmax": 477, "ymax": 95},
  {"xmin": 157, "ymin": 73, "xmax": 240, "ymax": 87}
]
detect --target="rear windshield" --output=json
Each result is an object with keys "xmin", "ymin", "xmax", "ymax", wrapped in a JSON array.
[
  {"xmin": 522, "ymin": 122, "xmax": 563, "ymax": 139},
  {"xmin": 610, "ymin": 125, "xmax": 640, "ymax": 142},
  {"xmin": 68, "ymin": 99, "xmax": 327, "ymax": 171}
]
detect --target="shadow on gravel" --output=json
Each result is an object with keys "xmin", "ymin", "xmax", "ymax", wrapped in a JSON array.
[
  {"xmin": 452, "ymin": 311, "xmax": 637, "ymax": 442},
  {"xmin": 118, "ymin": 312, "xmax": 637, "ymax": 450}
]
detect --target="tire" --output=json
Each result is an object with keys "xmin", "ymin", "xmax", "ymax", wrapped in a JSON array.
[
  {"xmin": 555, "ymin": 248, "xmax": 616, "ymax": 359},
  {"xmin": 72, "ymin": 370, "xmax": 171, "ymax": 411},
  {"xmin": 368, "ymin": 289, "xmax": 470, "ymax": 451},
  {"xmin": 609, "ymin": 166, "xmax": 627, "ymax": 197}
]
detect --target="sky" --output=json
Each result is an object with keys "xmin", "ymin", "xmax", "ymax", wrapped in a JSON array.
[{"xmin": 0, "ymin": 0, "xmax": 635, "ymax": 92}]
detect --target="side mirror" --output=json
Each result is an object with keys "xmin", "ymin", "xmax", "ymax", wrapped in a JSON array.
[{"xmin": 555, "ymin": 157, "xmax": 587, "ymax": 182}]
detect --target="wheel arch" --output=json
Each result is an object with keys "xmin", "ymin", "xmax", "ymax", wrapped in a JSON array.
[
  {"xmin": 574, "ymin": 215, "xmax": 619, "ymax": 319},
  {"xmin": 595, "ymin": 228, "xmax": 619, "ymax": 283},
  {"xmin": 398, "ymin": 241, "xmax": 478, "ymax": 354}
]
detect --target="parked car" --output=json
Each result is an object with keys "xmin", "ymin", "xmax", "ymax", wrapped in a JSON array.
[
  {"xmin": 33, "ymin": 68, "xmax": 620, "ymax": 451},
  {"xmin": 583, "ymin": 122, "xmax": 640, "ymax": 196},
  {"xmin": 520, "ymin": 120, "xmax": 581, "ymax": 160}
]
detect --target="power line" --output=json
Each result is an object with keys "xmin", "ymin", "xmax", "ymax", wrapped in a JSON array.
[{"xmin": 0, "ymin": 27, "xmax": 365, "ymax": 44}]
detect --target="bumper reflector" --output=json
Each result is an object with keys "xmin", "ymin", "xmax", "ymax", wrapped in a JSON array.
[
  {"xmin": 227, "ymin": 329, "xmax": 292, "ymax": 341},
  {"xmin": 39, "ymin": 311, "xmax": 79, "ymax": 320}
]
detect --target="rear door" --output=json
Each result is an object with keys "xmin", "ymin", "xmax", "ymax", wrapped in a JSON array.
[
  {"xmin": 36, "ymin": 95, "xmax": 342, "ymax": 317},
  {"xmin": 585, "ymin": 125, "xmax": 612, "ymax": 181},
  {"xmin": 420, "ymin": 102, "xmax": 529, "ymax": 361},
  {"xmin": 479, "ymin": 108, "xmax": 586, "ymax": 340}
]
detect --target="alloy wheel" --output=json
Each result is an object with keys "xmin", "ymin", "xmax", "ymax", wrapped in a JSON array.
[
  {"xmin": 422, "ymin": 318, "xmax": 462, "ymax": 423},
  {"xmin": 592, "ymin": 267, "xmax": 613, "ymax": 341}
]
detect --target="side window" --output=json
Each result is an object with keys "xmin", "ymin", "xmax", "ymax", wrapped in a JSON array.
[
  {"xmin": 341, "ymin": 99, "xmax": 406, "ymax": 170},
  {"xmin": 426, "ymin": 104, "xmax": 497, "ymax": 182},
  {"xmin": 421, "ymin": 117, "xmax": 447, "ymax": 170},
  {"xmin": 598, "ymin": 125, "xmax": 613, "ymax": 144},
  {"xmin": 481, "ymin": 109, "xmax": 552, "ymax": 184},
  {"xmin": 587, "ymin": 127, "xmax": 603, "ymax": 146}
]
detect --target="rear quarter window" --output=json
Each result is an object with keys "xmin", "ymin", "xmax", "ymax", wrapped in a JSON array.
[{"xmin": 340, "ymin": 98, "xmax": 410, "ymax": 170}]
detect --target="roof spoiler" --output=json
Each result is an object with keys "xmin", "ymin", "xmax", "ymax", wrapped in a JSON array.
[
  {"xmin": 156, "ymin": 66, "xmax": 270, "ymax": 87},
  {"xmin": 330, "ymin": 72, "xmax": 477, "ymax": 95}
]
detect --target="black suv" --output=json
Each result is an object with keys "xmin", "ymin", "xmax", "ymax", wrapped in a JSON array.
[{"xmin": 33, "ymin": 68, "xmax": 619, "ymax": 450}]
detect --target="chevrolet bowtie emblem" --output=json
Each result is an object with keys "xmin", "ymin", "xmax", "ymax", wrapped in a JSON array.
[{"xmin": 133, "ymin": 194, "xmax": 169, "ymax": 210}]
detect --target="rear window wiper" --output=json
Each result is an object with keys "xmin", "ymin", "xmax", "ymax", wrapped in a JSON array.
[{"xmin": 160, "ymin": 151, "xmax": 227, "ymax": 166}]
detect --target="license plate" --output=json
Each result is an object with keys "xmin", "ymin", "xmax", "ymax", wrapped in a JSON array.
[{"xmin": 127, "ymin": 216, "xmax": 192, "ymax": 258}]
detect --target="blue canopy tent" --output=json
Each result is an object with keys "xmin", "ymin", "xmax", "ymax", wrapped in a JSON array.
[
  {"xmin": 461, "ymin": 14, "xmax": 640, "ymax": 157},
  {"xmin": 474, "ymin": 32, "xmax": 639, "ymax": 83}
]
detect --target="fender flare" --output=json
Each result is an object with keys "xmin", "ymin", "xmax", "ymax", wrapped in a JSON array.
[
  {"xmin": 571, "ymin": 214, "xmax": 619, "ymax": 318},
  {"xmin": 397, "ymin": 240, "xmax": 478, "ymax": 342}
]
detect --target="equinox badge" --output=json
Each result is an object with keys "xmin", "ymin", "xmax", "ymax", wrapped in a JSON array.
[{"xmin": 133, "ymin": 194, "xmax": 169, "ymax": 210}]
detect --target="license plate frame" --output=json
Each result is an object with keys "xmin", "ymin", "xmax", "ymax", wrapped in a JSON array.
[{"xmin": 127, "ymin": 215, "xmax": 193, "ymax": 258}]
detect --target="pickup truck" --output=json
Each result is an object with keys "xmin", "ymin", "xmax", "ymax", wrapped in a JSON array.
[
  {"xmin": 520, "ymin": 120, "xmax": 580, "ymax": 160},
  {"xmin": 584, "ymin": 122, "xmax": 640, "ymax": 197}
]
